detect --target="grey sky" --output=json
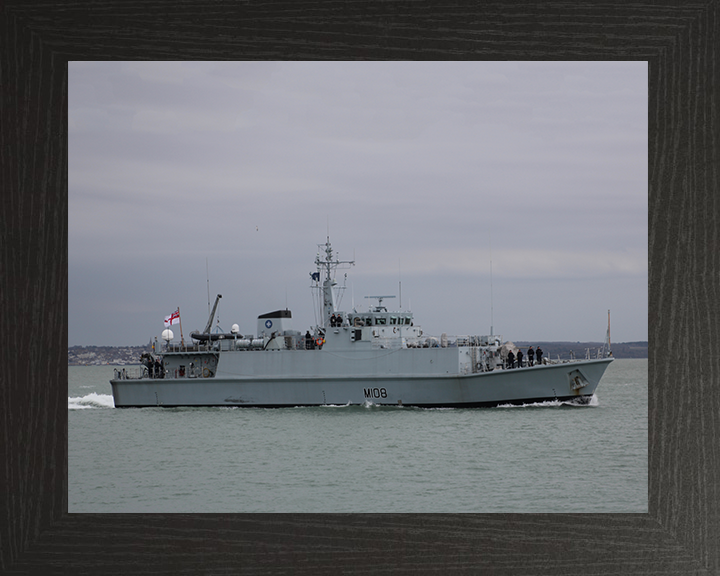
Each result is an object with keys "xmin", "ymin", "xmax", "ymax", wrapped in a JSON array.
[{"xmin": 69, "ymin": 61, "xmax": 647, "ymax": 347}]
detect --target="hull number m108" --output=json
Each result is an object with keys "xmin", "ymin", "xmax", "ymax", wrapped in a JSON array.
[{"xmin": 364, "ymin": 387, "xmax": 388, "ymax": 399}]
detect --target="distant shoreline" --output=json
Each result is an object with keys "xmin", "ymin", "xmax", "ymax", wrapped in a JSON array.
[{"xmin": 68, "ymin": 341, "xmax": 648, "ymax": 365}]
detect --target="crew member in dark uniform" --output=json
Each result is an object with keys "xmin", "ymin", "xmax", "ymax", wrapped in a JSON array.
[
  {"xmin": 536, "ymin": 347, "xmax": 543, "ymax": 365},
  {"xmin": 507, "ymin": 350, "xmax": 515, "ymax": 369},
  {"xmin": 517, "ymin": 349, "xmax": 524, "ymax": 368},
  {"xmin": 527, "ymin": 346, "xmax": 534, "ymax": 366}
]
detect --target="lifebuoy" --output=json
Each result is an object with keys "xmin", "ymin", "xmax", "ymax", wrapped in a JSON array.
[
  {"xmin": 316, "ymin": 338, "xmax": 325, "ymax": 346},
  {"xmin": 203, "ymin": 368, "xmax": 210, "ymax": 378}
]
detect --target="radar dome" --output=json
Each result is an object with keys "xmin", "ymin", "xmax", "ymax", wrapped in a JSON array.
[
  {"xmin": 162, "ymin": 329, "xmax": 174, "ymax": 342},
  {"xmin": 231, "ymin": 324, "xmax": 240, "ymax": 334}
]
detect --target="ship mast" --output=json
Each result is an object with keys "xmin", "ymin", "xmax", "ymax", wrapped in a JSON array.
[
  {"xmin": 314, "ymin": 237, "xmax": 354, "ymax": 327},
  {"xmin": 601, "ymin": 309, "xmax": 612, "ymax": 357},
  {"xmin": 606, "ymin": 309, "xmax": 612, "ymax": 356}
]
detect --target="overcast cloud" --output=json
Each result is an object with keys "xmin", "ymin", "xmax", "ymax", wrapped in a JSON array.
[{"xmin": 69, "ymin": 61, "xmax": 647, "ymax": 346}]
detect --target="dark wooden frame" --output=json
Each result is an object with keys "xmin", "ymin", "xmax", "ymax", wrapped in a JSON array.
[{"xmin": 2, "ymin": 2, "xmax": 717, "ymax": 574}]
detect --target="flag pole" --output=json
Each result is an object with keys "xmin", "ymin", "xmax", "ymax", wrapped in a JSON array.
[{"xmin": 178, "ymin": 307, "xmax": 185, "ymax": 348}]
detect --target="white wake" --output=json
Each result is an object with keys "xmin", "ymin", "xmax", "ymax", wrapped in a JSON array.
[{"xmin": 68, "ymin": 393, "xmax": 115, "ymax": 410}]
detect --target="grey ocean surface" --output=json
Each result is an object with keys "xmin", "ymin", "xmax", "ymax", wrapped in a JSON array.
[{"xmin": 69, "ymin": 359, "xmax": 647, "ymax": 513}]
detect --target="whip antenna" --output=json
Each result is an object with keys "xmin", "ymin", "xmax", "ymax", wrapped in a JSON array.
[
  {"xmin": 489, "ymin": 235, "xmax": 494, "ymax": 337},
  {"xmin": 206, "ymin": 257, "xmax": 211, "ymax": 316}
]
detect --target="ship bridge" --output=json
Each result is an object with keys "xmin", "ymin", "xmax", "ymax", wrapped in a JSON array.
[
  {"xmin": 347, "ymin": 295, "xmax": 413, "ymax": 328},
  {"xmin": 347, "ymin": 311, "xmax": 414, "ymax": 327}
]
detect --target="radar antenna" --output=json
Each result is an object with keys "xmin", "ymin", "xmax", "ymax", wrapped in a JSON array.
[{"xmin": 364, "ymin": 295, "xmax": 395, "ymax": 311}]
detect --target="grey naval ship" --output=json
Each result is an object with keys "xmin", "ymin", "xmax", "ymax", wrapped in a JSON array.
[{"xmin": 110, "ymin": 239, "xmax": 613, "ymax": 408}]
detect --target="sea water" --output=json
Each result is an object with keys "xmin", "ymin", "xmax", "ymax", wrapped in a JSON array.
[{"xmin": 68, "ymin": 359, "xmax": 647, "ymax": 513}]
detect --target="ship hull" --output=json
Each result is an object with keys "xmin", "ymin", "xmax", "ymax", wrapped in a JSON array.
[{"xmin": 110, "ymin": 357, "xmax": 613, "ymax": 408}]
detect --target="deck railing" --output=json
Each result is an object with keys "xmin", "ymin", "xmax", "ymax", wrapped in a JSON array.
[{"xmin": 113, "ymin": 367, "xmax": 147, "ymax": 380}]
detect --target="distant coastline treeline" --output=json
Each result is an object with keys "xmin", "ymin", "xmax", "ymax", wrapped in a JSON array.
[{"xmin": 68, "ymin": 341, "xmax": 648, "ymax": 365}]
